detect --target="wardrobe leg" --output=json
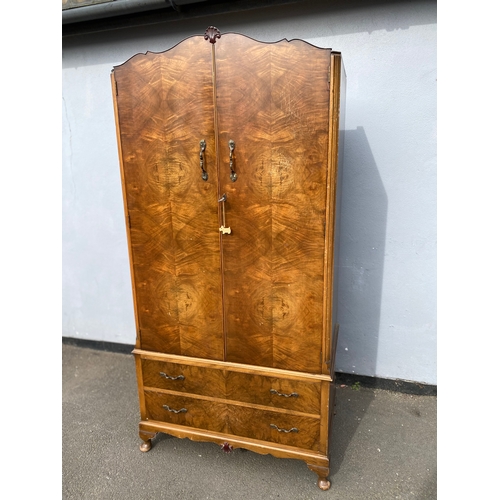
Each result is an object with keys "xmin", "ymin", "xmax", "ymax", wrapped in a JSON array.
[
  {"xmin": 307, "ymin": 464, "xmax": 331, "ymax": 491},
  {"xmin": 139, "ymin": 429, "xmax": 156, "ymax": 452}
]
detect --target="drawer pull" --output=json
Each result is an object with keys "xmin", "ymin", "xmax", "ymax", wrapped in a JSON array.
[
  {"xmin": 270, "ymin": 424, "xmax": 298, "ymax": 433},
  {"xmin": 159, "ymin": 372, "xmax": 185, "ymax": 381},
  {"xmin": 270, "ymin": 389, "xmax": 298, "ymax": 398},
  {"xmin": 162, "ymin": 404, "xmax": 187, "ymax": 414}
]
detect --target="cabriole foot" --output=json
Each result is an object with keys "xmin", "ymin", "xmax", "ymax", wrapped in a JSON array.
[
  {"xmin": 139, "ymin": 440, "xmax": 151, "ymax": 452},
  {"xmin": 307, "ymin": 464, "xmax": 331, "ymax": 491},
  {"xmin": 317, "ymin": 477, "xmax": 331, "ymax": 491},
  {"xmin": 139, "ymin": 429, "xmax": 156, "ymax": 452}
]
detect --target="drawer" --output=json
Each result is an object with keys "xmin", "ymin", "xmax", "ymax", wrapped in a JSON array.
[
  {"xmin": 141, "ymin": 358, "xmax": 225, "ymax": 399},
  {"xmin": 228, "ymin": 404, "xmax": 321, "ymax": 451},
  {"xmin": 144, "ymin": 390, "xmax": 227, "ymax": 434},
  {"xmin": 144, "ymin": 390, "xmax": 320, "ymax": 451},
  {"xmin": 225, "ymin": 371, "xmax": 322, "ymax": 414}
]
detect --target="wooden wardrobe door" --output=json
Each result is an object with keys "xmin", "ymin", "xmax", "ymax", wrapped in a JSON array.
[
  {"xmin": 215, "ymin": 34, "xmax": 332, "ymax": 373},
  {"xmin": 113, "ymin": 36, "xmax": 224, "ymax": 360}
]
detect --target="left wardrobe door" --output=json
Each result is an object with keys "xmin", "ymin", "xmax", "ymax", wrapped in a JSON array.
[{"xmin": 113, "ymin": 36, "xmax": 224, "ymax": 360}]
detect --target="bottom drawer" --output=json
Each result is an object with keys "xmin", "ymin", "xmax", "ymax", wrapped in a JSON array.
[
  {"xmin": 228, "ymin": 406, "xmax": 321, "ymax": 450},
  {"xmin": 144, "ymin": 391, "xmax": 227, "ymax": 434},
  {"xmin": 144, "ymin": 389, "xmax": 321, "ymax": 451}
]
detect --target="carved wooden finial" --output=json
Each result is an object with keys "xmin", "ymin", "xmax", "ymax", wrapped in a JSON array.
[{"xmin": 204, "ymin": 26, "xmax": 221, "ymax": 44}]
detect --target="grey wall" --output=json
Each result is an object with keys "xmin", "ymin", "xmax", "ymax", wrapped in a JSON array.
[{"xmin": 62, "ymin": 0, "xmax": 437, "ymax": 384}]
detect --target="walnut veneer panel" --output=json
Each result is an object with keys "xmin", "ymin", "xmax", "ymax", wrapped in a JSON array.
[
  {"xmin": 113, "ymin": 36, "xmax": 224, "ymax": 360},
  {"xmin": 214, "ymin": 35, "xmax": 332, "ymax": 373}
]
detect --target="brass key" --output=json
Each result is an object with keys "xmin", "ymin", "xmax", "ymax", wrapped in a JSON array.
[{"xmin": 218, "ymin": 193, "xmax": 231, "ymax": 235}]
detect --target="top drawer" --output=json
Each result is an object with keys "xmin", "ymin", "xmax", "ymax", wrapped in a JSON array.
[
  {"xmin": 139, "ymin": 354, "xmax": 325, "ymax": 415},
  {"xmin": 141, "ymin": 358, "xmax": 226, "ymax": 399}
]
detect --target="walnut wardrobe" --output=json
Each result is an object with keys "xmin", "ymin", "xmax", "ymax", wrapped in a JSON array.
[{"xmin": 111, "ymin": 27, "xmax": 345, "ymax": 490}]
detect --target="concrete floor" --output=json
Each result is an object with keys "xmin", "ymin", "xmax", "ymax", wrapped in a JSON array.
[{"xmin": 62, "ymin": 344, "xmax": 436, "ymax": 499}]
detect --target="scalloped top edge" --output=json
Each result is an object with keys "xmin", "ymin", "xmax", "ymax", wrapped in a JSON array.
[{"xmin": 111, "ymin": 29, "xmax": 335, "ymax": 70}]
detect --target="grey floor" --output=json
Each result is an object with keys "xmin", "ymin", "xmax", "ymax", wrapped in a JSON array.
[{"xmin": 62, "ymin": 344, "xmax": 437, "ymax": 499}]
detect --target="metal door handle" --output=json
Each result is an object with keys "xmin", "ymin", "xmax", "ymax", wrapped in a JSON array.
[
  {"xmin": 228, "ymin": 140, "xmax": 237, "ymax": 182},
  {"xmin": 200, "ymin": 140, "xmax": 208, "ymax": 181}
]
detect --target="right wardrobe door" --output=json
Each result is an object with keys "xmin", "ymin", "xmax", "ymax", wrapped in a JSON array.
[{"xmin": 214, "ymin": 34, "xmax": 333, "ymax": 374}]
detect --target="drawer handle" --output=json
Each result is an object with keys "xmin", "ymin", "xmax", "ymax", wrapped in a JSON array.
[
  {"xmin": 163, "ymin": 404, "xmax": 188, "ymax": 414},
  {"xmin": 270, "ymin": 389, "xmax": 299, "ymax": 398},
  {"xmin": 159, "ymin": 372, "xmax": 185, "ymax": 381},
  {"xmin": 270, "ymin": 424, "xmax": 298, "ymax": 433}
]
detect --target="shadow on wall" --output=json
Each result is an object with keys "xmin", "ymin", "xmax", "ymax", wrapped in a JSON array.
[
  {"xmin": 328, "ymin": 126, "xmax": 386, "ymax": 477},
  {"xmin": 335, "ymin": 126, "xmax": 387, "ymax": 379}
]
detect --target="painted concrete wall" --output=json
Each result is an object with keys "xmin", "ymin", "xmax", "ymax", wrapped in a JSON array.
[{"xmin": 62, "ymin": 0, "xmax": 437, "ymax": 384}]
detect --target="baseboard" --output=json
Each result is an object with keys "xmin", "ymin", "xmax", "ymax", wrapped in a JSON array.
[
  {"xmin": 334, "ymin": 372, "xmax": 436, "ymax": 396},
  {"xmin": 62, "ymin": 336, "xmax": 134, "ymax": 355},
  {"xmin": 62, "ymin": 337, "xmax": 437, "ymax": 396}
]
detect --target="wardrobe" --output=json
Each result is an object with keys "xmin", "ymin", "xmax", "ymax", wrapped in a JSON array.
[{"xmin": 111, "ymin": 26, "xmax": 345, "ymax": 490}]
